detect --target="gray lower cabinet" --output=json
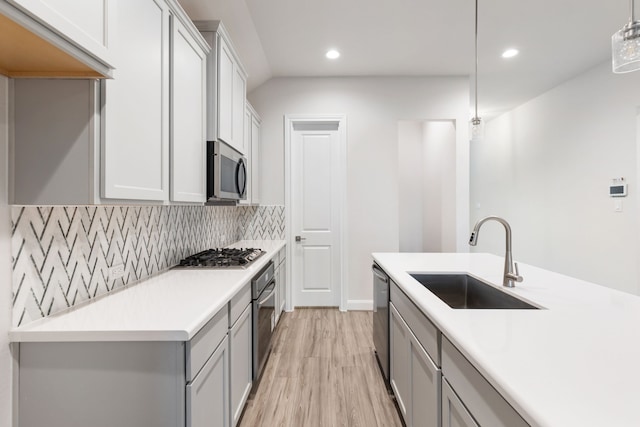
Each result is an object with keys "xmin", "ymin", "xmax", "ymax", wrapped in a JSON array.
[
  {"xmin": 409, "ymin": 327, "xmax": 441, "ymax": 427},
  {"xmin": 17, "ymin": 307, "xmax": 231, "ymax": 427},
  {"xmin": 442, "ymin": 378, "xmax": 479, "ymax": 427},
  {"xmin": 390, "ymin": 301, "xmax": 440, "ymax": 427},
  {"xmin": 187, "ymin": 336, "xmax": 229, "ymax": 427},
  {"xmin": 385, "ymin": 276, "xmax": 530, "ymax": 427},
  {"xmin": 18, "ymin": 341, "xmax": 187, "ymax": 427},
  {"xmin": 390, "ymin": 302, "xmax": 411, "ymax": 420},
  {"xmin": 441, "ymin": 337, "xmax": 529, "ymax": 427},
  {"xmin": 229, "ymin": 304, "xmax": 252, "ymax": 426},
  {"xmin": 279, "ymin": 257, "xmax": 287, "ymax": 315},
  {"xmin": 274, "ymin": 246, "xmax": 286, "ymax": 324}
]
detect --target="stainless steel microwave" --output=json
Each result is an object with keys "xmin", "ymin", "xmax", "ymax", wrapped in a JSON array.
[{"xmin": 207, "ymin": 140, "xmax": 247, "ymax": 202}]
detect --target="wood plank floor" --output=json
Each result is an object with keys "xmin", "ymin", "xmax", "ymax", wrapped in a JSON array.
[{"xmin": 239, "ymin": 308, "xmax": 403, "ymax": 427}]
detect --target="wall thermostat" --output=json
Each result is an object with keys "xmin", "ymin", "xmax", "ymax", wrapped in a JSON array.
[{"xmin": 610, "ymin": 178, "xmax": 627, "ymax": 197}]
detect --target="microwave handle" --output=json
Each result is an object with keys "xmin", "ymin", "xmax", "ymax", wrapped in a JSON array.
[{"xmin": 237, "ymin": 158, "xmax": 247, "ymax": 197}]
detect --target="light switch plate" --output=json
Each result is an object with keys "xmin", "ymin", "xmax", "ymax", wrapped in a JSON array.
[{"xmin": 614, "ymin": 199, "xmax": 623, "ymax": 213}]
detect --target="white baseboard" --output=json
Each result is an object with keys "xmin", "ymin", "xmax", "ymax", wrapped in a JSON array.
[{"xmin": 346, "ymin": 299, "xmax": 373, "ymax": 311}]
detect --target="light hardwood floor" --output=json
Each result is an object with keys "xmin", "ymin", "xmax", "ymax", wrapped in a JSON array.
[{"xmin": 239, "ymin": 308, "xmax": 403, "ymax": 427}]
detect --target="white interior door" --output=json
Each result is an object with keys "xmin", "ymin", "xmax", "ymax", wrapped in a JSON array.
[{"xmin": 291, "ymin": 121, "xmax": 343, "ymax": 307}]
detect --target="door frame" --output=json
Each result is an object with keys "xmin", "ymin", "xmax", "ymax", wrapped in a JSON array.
[{"xmin": 284, "ymin": 114, "xmax": 348, "ymax": 312}]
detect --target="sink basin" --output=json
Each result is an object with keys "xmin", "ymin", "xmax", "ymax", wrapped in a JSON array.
[{"xmin": 409, "ymin": 274, "xmax": 538, "ymax": 309}]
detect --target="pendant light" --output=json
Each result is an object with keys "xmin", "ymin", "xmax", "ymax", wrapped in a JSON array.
[
  {"xmin": 612, "ymin": 0, "xmax": 640, "ymax": 73},
  {"xmin": 470, "ymin": 0, "xmax": 484, "ymax": 141}
]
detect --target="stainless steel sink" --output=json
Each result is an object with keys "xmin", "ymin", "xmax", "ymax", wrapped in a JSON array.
[{"xmin": 409, "ymin": 274, "xmax": 538, "ymax": 309}]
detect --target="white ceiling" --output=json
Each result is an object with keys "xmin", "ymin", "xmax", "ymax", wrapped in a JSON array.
[{"xmin": 178, "ymin": 0, "xmax": 627, "ymax": 117}]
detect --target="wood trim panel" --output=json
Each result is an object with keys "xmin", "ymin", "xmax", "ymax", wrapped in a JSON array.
[{"xmin": 0, "ymin": 13, "xmax": 104, "ymax": 78}]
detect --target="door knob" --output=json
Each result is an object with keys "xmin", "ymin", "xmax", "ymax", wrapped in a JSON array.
[{"xmin": 295, "ymin": 236, "xmax": 306, "ymax": 242}]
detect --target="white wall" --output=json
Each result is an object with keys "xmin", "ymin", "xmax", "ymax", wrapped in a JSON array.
[
  {"xmin": 398, "ymin": 120, "xmax": 457, "ymax": 252},
  {"xmin": 398, "ymin": 121, "xmax": 424, "ymax": 252},
  {"xmin": 0, "ymin": 76, "xmax": 13, "ymax": 427},
  {"xmin": 471, "ymin": 61, "xmax": 640, "ymax": 294},
  {"xmin": 423, "ymin": 121, "xmax": 457, "ymax": 252},
  {"xmin": 249, "ymin": 76, "xmax": 469, "ymax": 307}
]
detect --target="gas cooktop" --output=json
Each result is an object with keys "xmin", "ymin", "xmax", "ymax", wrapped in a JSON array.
[{"xmin": 176, "ymin": 248, "xmax": 265, "ymax": 268}]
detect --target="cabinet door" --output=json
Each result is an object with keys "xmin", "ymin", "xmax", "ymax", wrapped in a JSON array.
[
  {"xmin": 187, "ymin": 336, "xmax": 230, "ymax": 427},
  {"xmin": 102, "ymin": 0, "xmax": 169, "ymax": 201},
  {"xmin": 7, "ymin": 0, "xmax": 115, "ymax": 67},
  {"xmin": 409, "ymin": 328, "xmax": 440, "ymax": 427},
  {"xmin": 170, "ymin": 14, "xmax": 207, "ymax": 203},
  {"xmin": 279, "ymin": 258, "xmax": 286, "ymax": 314},
  {"xmin": 441, "ymin": 337, "xmax": 528, "ymax": 427},
  {"xmin": 229, "ymin": 304, "xmax": 252, "ymax": 427},
  {"xmin": 238, "ymin": 107, "xmax": 252, "ymax": 205},
  {"xmin": 391, "ymin": 301, "xmax": 441, "ymax": 427},
  {"xmin": 217, "ymin": 36, "xmax": 234, "ymax": 146},
  {"xmin": 390, "ymin": 303, "xmax": 409, "ymax": 423},
  {"xmin": 231, "ymin": 66, "xmax": 246, "ymax": 153},
  {"xmin": 250, "ymin": 114, "xmax": 260, "ymax": 204},
  {"xmin": 442, "ymin": 379, "xmax": 479, "ymax": 427},
  {"xmin": 273, "ymin": 264, "xmax": 281, "ymax": 324}
]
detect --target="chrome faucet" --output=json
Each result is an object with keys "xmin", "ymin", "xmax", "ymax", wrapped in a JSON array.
[{"xmin": 469, "ymin": 216, "xmax": 523, "ymax": 287}]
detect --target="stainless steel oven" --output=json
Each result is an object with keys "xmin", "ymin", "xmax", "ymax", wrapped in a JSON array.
[{"xmin": 252, "ymin": 261, "xmax": 276, "ymax": 380}]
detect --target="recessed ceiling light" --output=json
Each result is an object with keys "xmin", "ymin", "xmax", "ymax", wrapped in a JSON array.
[
  {"xmin": 502, "ymin": 48, "xmax": 519, "ymax": 59},
  {"xmin": 326, "ymin": 49, "xmax": 340, "ymax": 59}
]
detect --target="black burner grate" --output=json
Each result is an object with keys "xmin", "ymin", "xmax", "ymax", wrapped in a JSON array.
[{"xmin": 178, "ymin": 248, "xmax": 264, "ymax": 268}]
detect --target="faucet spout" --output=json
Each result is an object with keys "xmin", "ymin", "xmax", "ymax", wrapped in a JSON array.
[{"xmin": 469, "ymin": 216, "xmax": 524, "ymax": 287}]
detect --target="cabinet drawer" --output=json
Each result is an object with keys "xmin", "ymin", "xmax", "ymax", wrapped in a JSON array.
[
  {"xmin": 229, "ymin": 283, "xmax": 251, "ymax": 327},
  {"xmin": 186, "ymin": 307, "xmax": 228, "ymax": 382},
  {"xmin": 441, "ymin": 337, "xmax": 528, "ymax": 427},
  {"xmin": 390, "ymin": 281, "xmax": 440, "ymax": 366}
]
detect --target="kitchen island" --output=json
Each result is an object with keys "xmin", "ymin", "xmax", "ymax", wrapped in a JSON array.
[{"xmin": 374, "ymin": 252, "xmax": 640, "ymax": 427}]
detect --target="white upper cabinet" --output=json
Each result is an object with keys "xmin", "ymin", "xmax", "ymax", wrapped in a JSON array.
[
  {"xmin": 102, "ymin": 0, "xmax": 209, "ymax": 203},
  {"xmin": 231, "ymin": 63, "xmax": 247, "ymax": 153},
  {"xmin": 217, "ymin": 37, "xmax": 234, "ymax": 145},
  {"xmin": 170, "ymin": 13, "xmax": 208, "ymax": 203},
  {"xmin": 6, "ymin": 0, "xmax": 115, "ymax": 69},
  {"xmin": 195, "ymin": 21, "xmax": 248, "ymax": 155},
  {"xmin": 101, "ymin": 0, "xmax": 169, "ymax": 201},
  {"xmin": 238, "ymin": 107, "xmax": 252, "ymax": 206},
  {"xmin": 10, "ymin": 0, "xmax": 210, "ymax": 205},
  {"xmin": 240, "ymin": 101, "xmax": 261, "ymax": 206},
  {"xmin": 250, "ymin": 110, "xmax": 261, "ymax": 205}
]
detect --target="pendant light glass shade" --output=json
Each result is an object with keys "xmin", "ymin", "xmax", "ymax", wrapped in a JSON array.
[
  {"xmin": 612, "ymin": 0, "xmax": 640, "ymax": 73},
  {"xmin": 470, "ymin": 117, "xmax": 484, "ymax": 141}
]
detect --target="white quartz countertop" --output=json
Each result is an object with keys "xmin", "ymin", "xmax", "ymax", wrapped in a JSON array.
[
  {"xmin": 9, "ymin": 240, "xmax": 285, "ymax": 342},
  {"xmin": 373, "ymin": 252, "xmax": 640, "ymax": 427}
]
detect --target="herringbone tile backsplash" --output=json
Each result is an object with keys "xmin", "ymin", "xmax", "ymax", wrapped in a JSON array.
[{"xmin": 11, "ymin": 205, "xmax": 285, "ymax": 326}]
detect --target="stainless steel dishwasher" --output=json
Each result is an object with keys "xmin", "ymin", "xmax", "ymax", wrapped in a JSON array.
[{"xmin": 372, "ymin": 262, "xmax": 390, "ymax": 387}]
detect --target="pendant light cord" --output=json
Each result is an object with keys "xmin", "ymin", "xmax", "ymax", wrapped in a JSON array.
[{"xmin": 474, "ymin": 0, "xmax": 479, "ymax": 120}]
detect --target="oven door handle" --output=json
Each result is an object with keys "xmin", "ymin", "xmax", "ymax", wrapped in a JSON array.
[{"xmin": 257, "ymin": 283, "xmax": 276, "ymax": 307}]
